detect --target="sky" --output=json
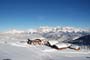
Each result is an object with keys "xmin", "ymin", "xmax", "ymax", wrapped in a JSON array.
[{"xmin": 0, "ymin": 0, "xmax": 90, "ymax": 31}]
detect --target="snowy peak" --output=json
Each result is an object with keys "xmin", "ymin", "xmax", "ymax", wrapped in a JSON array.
[
  {"xmin": 36, "ymin": 26, "xmax": 89, "ymax": 33},
  {"xmin": 37, "ymin": 26, "xmax": 53, "ymax": 33},
  {"xmin": 26, "ymin": 29, "xmax": 37, "ymax": 34},
  {"xmin": 3, "ymin": 26, "xmax": 89, "ymax": 34},
  {"xmin": 59, "ymin": 26, "xmax": 83, "ymax": 33}
]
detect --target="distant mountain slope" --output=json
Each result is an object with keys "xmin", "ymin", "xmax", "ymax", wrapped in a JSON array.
[
  {"xmin": 4, "ymin": 26, "xmax": 90, "ymax": 34},
  {"xmin": 68, "ymin": 35, "xmax": 90, "ymax": 45},
  {"xmin": 2, "ymin": 26, "xmax": 90, "ymax": 42}
]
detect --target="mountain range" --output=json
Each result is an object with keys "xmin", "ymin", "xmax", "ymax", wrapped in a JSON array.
[
  {"xmin": 3, "ymin": 26, "xmax": 90, "ymax": 42},
  {"xmin": 4, "ymin": 26, "xmax": 90, "ymax": 34}
]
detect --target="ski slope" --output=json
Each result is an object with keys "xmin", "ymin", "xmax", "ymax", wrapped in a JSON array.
[{"xmin": 0, "ymin": 43, "xmax": 90, "ymax": 60}]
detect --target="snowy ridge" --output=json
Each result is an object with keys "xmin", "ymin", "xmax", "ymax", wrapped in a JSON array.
[
  {"xmin": 37, "ymin": 26, "xmax": 89, "ymax": 33},
  {"xmin": 2, "ymin": 26, "xmax": 89, "ymax": 41},
  {"xmin": 3, "ymin": 26, "xmax": 89, "ymax": 34}
]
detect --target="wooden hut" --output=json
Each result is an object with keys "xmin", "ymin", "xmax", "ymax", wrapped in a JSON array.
[
  {"xmin": 27, "ymin": 39, "xmax": 32, "ymax": 44},
  {"xmin": 31, "ymin": 39, "xmax": 41, "ymax": 45},
  {"xmin": 27, "ymin": 38, "xmax": 47, "ymax": 45},
  {"xmin": 27, "ymin": 34, "xmax": 48, "ymax": 45}
]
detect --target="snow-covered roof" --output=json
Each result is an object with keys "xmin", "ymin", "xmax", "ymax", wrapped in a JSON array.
[
  {"xmin": 70, "ymin": 45, "xmax": 80, "ymax": 49},
  {"xmin": 54, "ymin": 43, "xmax": 71, "ymax": 48},
  {"xmin": 28, "ymin": 34, "xmax": 45, "ymax": 40},
  {"xmin": 48, "ymin": 40, "xmax": 58, "ymax": 46}
]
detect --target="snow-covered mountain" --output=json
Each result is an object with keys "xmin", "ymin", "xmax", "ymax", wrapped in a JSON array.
[
  {"xmin": 3, "ymin": 26, "xmax": 90, "ymax": 34},
  {"xmin": 2, "ymin": 26, "xmax": 89, "ymax": 42},
  {"xmin": 36, "ymin": 26, "xmax": 89, "ymax": 33},
  {"xmin": 68, "ymin": 35, "xmax": 90, "ymax": 45}
]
